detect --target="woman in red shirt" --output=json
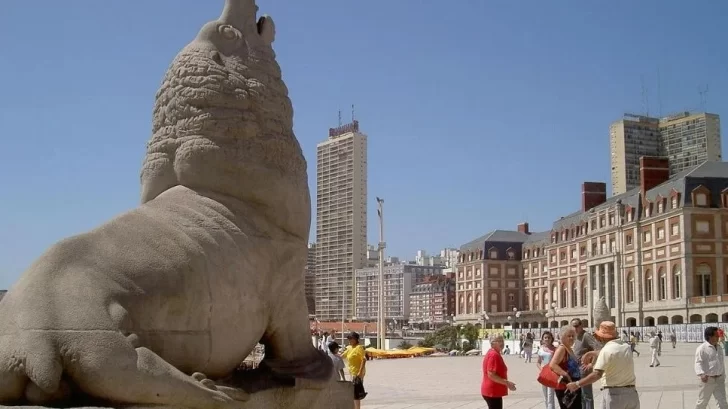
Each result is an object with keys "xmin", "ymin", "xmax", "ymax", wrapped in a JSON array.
[{"xmin": 482, "ymin": 334, "xmax": 517, "ymax": 409}]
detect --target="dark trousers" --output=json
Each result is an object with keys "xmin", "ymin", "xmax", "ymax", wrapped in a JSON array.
[
  {"xmin": 482, "ymin": 396, "xmax": 503, "ymax": 409},
  {"xmin": 556, "ymin": 388, "xmax": 583, "ymax": 409}
]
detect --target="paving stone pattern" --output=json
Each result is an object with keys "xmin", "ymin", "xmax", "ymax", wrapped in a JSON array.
[{"xmin": 362, "ymin": 343, "xmax": 724, "ymax": 408}]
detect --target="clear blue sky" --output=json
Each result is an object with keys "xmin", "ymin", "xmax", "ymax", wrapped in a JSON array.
[{"xmin": 1, "ymin": 1, "xmax": 727, "ymax": 289}]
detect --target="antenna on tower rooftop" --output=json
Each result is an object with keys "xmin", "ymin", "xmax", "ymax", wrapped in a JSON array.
[
  {"xmin": 641, "ymin": 75, "xmax": 650, "ymax": 116},
  {"xmin": 657, "ymin": 68, "xmax": 663, "ymax": 117},
  {"xmin": 351, "ymin": 104, "xmax": 355, "ymax": 122},
  {"xmin": 698, "ymin": 84, "xmax": 709, "ymax": 111},
  {"xmin": 338, "ymin": 110, "xmax": 342, "ymax": 126}
]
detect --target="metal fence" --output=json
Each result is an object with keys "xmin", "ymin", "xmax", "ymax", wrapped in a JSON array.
[{"xmin": 505, "ymin": 322, "xmax": 728, "ymax": 343}]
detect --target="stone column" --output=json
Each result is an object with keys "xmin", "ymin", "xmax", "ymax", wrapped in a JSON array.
[
  {"xmin": 715, "ymin": 213, "xmax": 724, "ymax": 297},
  {"xmin": 596, "ymin": 264, "xmax": 604, "ymax": 299},
  {"xmin": 587, "ymin": 265, "xmax": 594, "ymax": 326},
  {"xmin": 605, "ymin": 263, "xmax": 612, "ymax": 315}
]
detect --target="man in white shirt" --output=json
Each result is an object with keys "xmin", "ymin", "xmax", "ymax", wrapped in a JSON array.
[
  {"xmin": 695, "ymin": 326, "xmax": 727, "ymax": 409},
  {"xmin": 649, "ymin": 331, "xmax": 661, "ymax": 367},
  {"xmin": 327, "ymin": 341, "xmax": 347, "ymax": 381}
]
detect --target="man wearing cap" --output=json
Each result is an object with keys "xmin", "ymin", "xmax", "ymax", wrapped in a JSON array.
[
  {"xmin": 566, "ymin": 321, "xmax": 639, "ymax": 409},
  {"xmin": 341, "ymin": 332, "xmax": 367, "ymax": 408}
]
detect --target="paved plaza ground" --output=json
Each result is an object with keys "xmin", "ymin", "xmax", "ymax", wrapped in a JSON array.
[{"xmin": 361, "ymin": 343, "xmax": 723, "ymax": 408}]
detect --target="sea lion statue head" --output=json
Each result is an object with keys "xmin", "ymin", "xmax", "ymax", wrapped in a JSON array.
[{"xmin": 141, "ymin": 0, "xmax": 309, "ymax": 238}]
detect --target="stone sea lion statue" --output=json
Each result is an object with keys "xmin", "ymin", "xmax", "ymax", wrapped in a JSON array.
[{"xmin": 0, "ymin": 0, "xmax": 334, "ymax": 407}]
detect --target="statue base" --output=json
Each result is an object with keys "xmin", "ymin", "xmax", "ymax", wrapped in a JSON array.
[{"xmin": 0, "ymin": 379, "xmax": 353, "ymax": 409}]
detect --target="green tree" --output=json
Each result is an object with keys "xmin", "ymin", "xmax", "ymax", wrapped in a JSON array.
[
  {"xmin": 420, "ymin": 326, "xmax": 459, "ymax": 350},
  {"xmin": 459, "ymin": 323, "xmax": 479, "ymax": 351},
  {"xmin": 398, "ymin": 340, "xmax": 413, "ymax": 349}
]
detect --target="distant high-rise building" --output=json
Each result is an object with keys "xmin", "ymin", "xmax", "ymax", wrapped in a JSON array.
[
  {"xmin": 304, "ymin": 243, "xmax": 316, "ymax": 315},
  {"xmin": 440, "ymin": 248, "xmax": 460, "ymax": 268},
  {"xmin": 315, "ymin": 121, "xmax": 368, "ymax": 321},
  {"xmin": 355, "ymin": 263, "xmax": 444, "ymax": 324},
  {"xmin": 610, "ymin": 112, "xmax": 722, "ymax": 195}
]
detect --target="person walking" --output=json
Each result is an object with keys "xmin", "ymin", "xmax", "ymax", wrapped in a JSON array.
[
  {"xmin": 536, "ymin": 331, "xmax": 557, "ymax": 409},
  {"xmin": 656, "ymin": 331, "xmax": 663, "ymax": 355},
  {"xmin": 694, "ymin": 326, "xmax": 728, "ymax": 409},
  {"xmin": 549, "ymin": 326, "xmax": 582, "ymax": 409},
  {"xmin": 629, "ymin": 333, "xmax": 640, "ymax": 357},
  {"xmin": 571, "ymin": 318, "xmax": 601, "ymax": 409},
  {"xmin": 481, "ymin": 334, "xmax": 517, "ymax": 409},
  {"xmin": 566, "ymin": 321, "xmax": 639, "ymax": 409},
  {"xmin": 649, "ymin": 332, "xmax": 661, "ymax": 368},
  {"xmin": 327, "ymin": 341, "xmax": 346, "ymax": 381},
  {"xmin": 341, "ymin": 332, "xmax": 367, "ymax": 408},
  {"xmin": 670, "ymin": 330, "xmax": 677, "ymax": 349},
  {"xmin": 524, "ymin": 333, "xmax": 535, "ymax": 363},
  {"xmin": 319, "ymin": 331, "xmax": 330, "ymax": 351}
]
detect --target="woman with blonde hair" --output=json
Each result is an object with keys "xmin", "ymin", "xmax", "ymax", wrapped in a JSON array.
[
  {"xmin": 481, "ymin": 334, "xmax": 516, "ymax": 409},
  {"xmin": 548, "ymin": 326, "xmax": 582, "ymax": 409}
]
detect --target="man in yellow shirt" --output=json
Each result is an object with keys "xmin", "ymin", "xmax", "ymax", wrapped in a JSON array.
[{"xmin": 341, "ymin": 332, "xmax": 367, "ymax": 407}]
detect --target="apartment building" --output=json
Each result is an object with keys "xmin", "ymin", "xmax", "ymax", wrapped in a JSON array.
[
  {"xmin": 610, "ymin": 112, "xmax": 721, "ymax": 195},
  {"xmin": 305, "ymin": 243, "xmax": 316, "ymax": 315},
  {"xmin": 454, "ymin": 223, "xmax": 550, "ymax": 326},
  {"xmin": 409, "ymin": 273, "xmax": 456, "ymax": 328},
  {"xmin": 413, "ymin": 248, "xmax": 460, "ymax": 268},
  {"xmin": 526, "ymin": 158, "xmax": 728, "ymax": 329},
  {"xmin": 315, "ymin": 121, "xmax": 368, "ymax": 321},
  {"xmin": 458, "ymin": 158, "xmax": 728, "ymax": 329},
  {"xmin": 354, "ymin": 263, "xmax": 443, "ymax": 324}
]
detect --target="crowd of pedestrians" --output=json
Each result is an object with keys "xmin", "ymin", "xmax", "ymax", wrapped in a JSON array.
[{"xmin": 481, "ymin": 318, "xmax": 728, "ymax": 409}]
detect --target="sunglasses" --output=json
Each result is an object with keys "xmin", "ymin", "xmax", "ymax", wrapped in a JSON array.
[{"xmin": 562, "ymin": 390, "xmax": 578, "ymax": 407}]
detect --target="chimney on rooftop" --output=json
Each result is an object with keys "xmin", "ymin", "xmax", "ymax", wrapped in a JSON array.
[
  {"xmin": 639, "ymin": 156, "xmax": 670, "ymax": 196},
  {"xmin": 582, "ymin": 182, "xmax": 607, "ymax": 212},
  {"xmin": 517, "ymin": 222, "xmax": 530, "ymax": 234}
]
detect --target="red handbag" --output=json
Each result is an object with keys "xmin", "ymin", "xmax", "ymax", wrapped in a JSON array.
[{"xmin": 537, "ymin": 364, "xmax": 566, "ymax": 390}]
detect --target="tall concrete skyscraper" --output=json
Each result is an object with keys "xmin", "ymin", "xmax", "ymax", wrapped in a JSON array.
[
  {"xmin": 610, "ymin": 112, "xmax": 722, "ymax": 195},
  {"xmin": 315, "ymin": 121, "xmax": 368, "ymax": 321},
  {"xmin": 304, "ymin": 243, "xmax": 316, "ymax": 316}
]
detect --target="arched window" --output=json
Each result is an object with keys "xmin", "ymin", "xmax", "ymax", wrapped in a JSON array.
[
  {"xmin": 467, "ymin": 294, "xmax": 473, "ymax": 314},
  {"xmin": 697, "ymin": 263, "xmax": 713, "ymax": 296},
  {"xmin": 458, "ymin": 294, "xmax": 464, "ymax": 314},
  {"xmin": 645, "ymin": 270, "xmax": 653, "ymax": 302},
  {"xmin": 658, "ymin": 268, "xmax": 667, "ymax": 300},
  {"xmin": 551, "ymin": 285, "xmax": 558, "ymax": 307},
  {"xmin": 672, "ymin": 265, "xmax": 682, "ymax": 299},
  {"xmin": 542, "ymin": 290, "xmax": 549, "ymax": 309},
  {"xmin": 533, "ymin": 292, "xmax": 539, "ymax": 311},
  {"xmin": 475, "ymin": 293, "xmax": 482, "ymax": 313},
  {"xmin": 627, "ymin": 271, "xmax": 635, "ymax": 303},
  {"xmin": 561, "ymin": 283, "xmax": 568, "ymax": 308},
  {"xmin": 571, "ymin": 281, "xmax": 578, "ymax": 307},
  {"xmin": 581, "ymin": 279, "xmax": 587, "ymax": 306}
]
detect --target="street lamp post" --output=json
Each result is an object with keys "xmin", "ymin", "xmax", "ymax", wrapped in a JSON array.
[
  {"xmin": 480, "ymin": 313, "xmax": 489, "ymax": 349},
  {"xmin": 546, "ymin": 302, "xmax": 558, "ymax": 328},
  {"xmin": 513, "ymin": 307, "xmax": 522, "ymax": 337},
  {"xmin": 376, "ymin": 197, "xmax": 386, "ymax": 350},
  {"xmin": 341, "ymin": 291, "xmax": 346, "ymax": 343}
]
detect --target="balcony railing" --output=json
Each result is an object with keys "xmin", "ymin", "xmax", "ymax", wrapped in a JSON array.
[
  {"xmin": 586, "ymin": 249, "xmax": 616, "ymax": 259},
  {"xmin": 689, "ymin": 295, "xmax": 727, "ymax": 304}
]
